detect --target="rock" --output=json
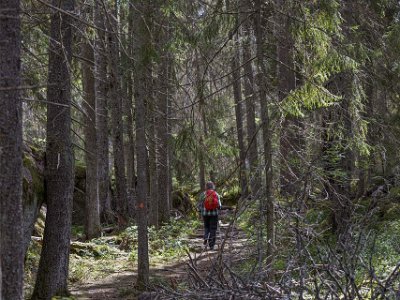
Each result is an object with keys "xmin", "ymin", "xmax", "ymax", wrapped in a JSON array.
[
  {"xmin": 22, "ymin": 145, "xmax": 45, "ymax": 256},
  {"xmin": 72, "ymin": 164, "xmax": 86, "ymax": 226},
  {"xmin": 172, "ymin": 191, "xmax": 194, "ymax": 215}
]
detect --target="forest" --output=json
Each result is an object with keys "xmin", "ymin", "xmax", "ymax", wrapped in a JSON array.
[{"xmin": 1, "ymin": 0, "xmax": 400, "ymax": 299}]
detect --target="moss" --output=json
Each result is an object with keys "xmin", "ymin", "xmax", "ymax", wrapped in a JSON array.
[
  {"xmin": 74, "ymin": 164, "xmax": 86, "ymax": 179},
  {"xmin": 388, "ymin": 186, "xmax": 400, "ymax": 199},
  {"xmin": 171, "ymin": 190, "xmax": 194, "ymax": 214},
  {"xmin": 382, "ymin": 203, "xmax": 400, "ymax": 221},
  {"xmin": 70, "ymin": 241, "xmax": 120, "ymax": 258},
  {"xmin": 23, "ymin": 151, "xmax": 44, "ymax": 205},
  {"xmin": 24, "ymin": 239, "xmax": 42, "ymax": 296},
  {"xmin": 33, "ymin": 209, "xmax": 46, "ymax": 237}
]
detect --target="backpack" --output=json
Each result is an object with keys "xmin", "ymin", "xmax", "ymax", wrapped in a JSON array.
[{"xmin": 203, "ymin": 190, "xmax": 219, "ymax": 210}]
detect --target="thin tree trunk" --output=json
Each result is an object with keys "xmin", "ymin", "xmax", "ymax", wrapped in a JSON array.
[
  {"xmin": 228, "ymin": 0, "xmax": 249, "ymax": 198},
  {"xmin": 196, "ymin": 51, "xmax": 207, "ymax": 189},
  {"xmin": 125, "ymin": 82, "xmax": 136, "ymax": 216},
  {"xmin": 108, "ymin": 1, "xmax": 129, "ymax": 226},
  {"xmin": 94, "ymin": 0, "xmax": 112, "ymax": 223},
  {"xmin": 157, "ymin": 61, "xmax": 171, "ymax": 224},
  {"xmin": 31, "ymin": 0, "xmax": 75, "ymax": 297},
  {"xmin": 0, "ymin": 0, "xmax": 23, "ymax": 298},
  {"xmin": 157, "ymin": 20, "xmax": 172, "ymax": 224},
  {"xmin": 277, "ymin": 1, "xmax": 298, "ymax": 196},
  {"xmin": 81, "ymin": 36, "xmax": 101, "ymax": 239},
  {"xmin": 167, "ymin": 64, "xmax": 176, "ymax": 211},
  {"xmin": 199, "ymin": 140, "xmax": 206, "ymax": 190},
  {"xmin": 124, "ymin": 3, "xmax": 136, "ymax": 217},
  {"xmin": 253, "ymin": 0, "xmax": 274, "ymax": 278},
  {"xmin": 134, "ymin": 0, "xmax": 151, "ymax": 288},
  {"xmin": 240, "ymin": 1, "xmax": 261, "ymax": 197},
  {"xmin": 147, "ymin": 7, "xmax": 158, "ymax": 228},
  {"xmin": 231, "ymin": 26, "xmax": 249, "ymax": 199},
  {"xmin": 149, "ymin": 98, "xmax": 159, "ymax": 227}
]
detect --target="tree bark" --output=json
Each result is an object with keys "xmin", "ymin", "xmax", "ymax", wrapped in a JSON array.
[
  {"xmin": 31, "ymin": 0, "xmax": 75, "ymax": 297},
  {"xmin": 134, "ymin": 0, "xmax": 151, "ymax": 289},
  {"xmin": 124, "ymin": 2, "xmax": 136, "ymax": 217},
  {"xmin": 149, "ymin": 98, "xmax": 159, "ymax": 227},
  {"xmin": 253, "ymin": 0, "xmax": 275, "ymax": 278},
  {"xmin": 125, "ymin": 81, "xmax": 136, "ymax": 217},
  {"xmin": 94, "ymin": 0, "xmax": 112, "ymax": 223},
  {"xmin": 0, "ymin": 0, "xmax": 24, "ymax": 298},
  {"xmin": 81, "ymin": 35, "xmax": 101, "ymax": 239},
  {"xmin": 157, "ymin": 60, "xmax": 172, "ymax": 224},
  {"xmin": 196, "ymin": 51, "xmax": 207, "ymax": 190},
  {"xmin": 240, "ymin": 1, "xmax": 261, "ymax": 197},
  {"xmin": 107, "ymin": 0, "xmax": 129, "ymax": 226},
  {"xmin": 277, "ymin": 1, "xmax": 299, "ymax": 196},
  {"xmin": 156, "ymin": 17, "xmax": 172, "ymax": 225},
  {"xmin": 231, "ymin": 26, "xmax": 249, "ymax": 199}
]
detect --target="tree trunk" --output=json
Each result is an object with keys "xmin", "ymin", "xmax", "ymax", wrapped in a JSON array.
[
  {"xmin": 94, "ymin": 0, "xmax": 112, "ymax": 223},
  {"xmin": 157, "ymin": 62, "xmax": 171, "ymax": 224},
  {"xmin": 253, "ymin": 0, "xmax": 275, "ymax": 278},
  {"xmin": 277, "ymin": 4, "xmax": 298, "ymax": 196},
  {"xmin": 125, "ymin": 81, "xmax": 136, "ymax": 217},
  {"xmin": 107, "ymin": 1, "xmax": 129, "ymax": 226},
  {"xmin": 149, "ymin": 99, "xmax": 159, "ymax": 227},
  {"xmin": 134, "ymin": 0, "xmax": 151, "ymax": 289},
  {"xmin": 31, "ymin": 0, "xmax": 75, "ymax": 297},
  {"xmin": 156, "ymin": 19, "xmax": 172, "ymax": 225},
  {"xmin": 124, "ymin": 3, "xmax": 136, "ymax": 217},
  {"xmin": 0, "ymin": 0, "xmax": 23, "ymax": 298},
  {"xmin": 240, "ymin": 1, "xmax": 261, "ymax": 197},
  {"xmin": 231, "ymin": 24, "xmax": 249, "ymax": 199},
  {"xmin": 196, "ymin": 51, "xmax": 207, "ymax": 190},
  {"xmin": 82, "ymin": 36, "xmax": 101, "ymax": 240}
]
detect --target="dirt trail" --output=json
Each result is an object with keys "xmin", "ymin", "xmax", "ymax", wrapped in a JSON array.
[{"xmin": 71, "ymin": 210, "xmax": 247, "ymax": 299}]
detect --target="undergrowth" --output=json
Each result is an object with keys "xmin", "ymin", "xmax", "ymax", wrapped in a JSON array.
[
  {"xmin": 24, "ymin": 217, "xmax": 201, "ymax": 298},
  {"xmin": 232, "ymin": 196, "xmax": 400, "ymax": 298},
  {"xmin": 127, "ymin": 218, "xmax": 201, "ymax": 265}
]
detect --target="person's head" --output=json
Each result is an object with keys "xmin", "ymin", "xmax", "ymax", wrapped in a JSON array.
[{"xmin": 205, "ymin": 181, "xmax": 215, "ymax": 190}]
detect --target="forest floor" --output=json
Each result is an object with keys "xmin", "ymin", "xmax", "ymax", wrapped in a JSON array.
[{"xmin": 69, "ymin": 209, "xmax": 248, "ymax": 299}]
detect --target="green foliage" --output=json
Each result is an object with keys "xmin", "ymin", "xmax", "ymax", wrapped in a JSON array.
[
  {"xmin": 283, "ymin": 83, "xmax": 341, "ymax": 117},
  {"xmin": 219, "ymin": 184, "xmax": 240, "ymax": 206},
  {"xmin": 283, "ymin": 1, "xmax": 358, "ymax": 117},
  {"xmin": 128, "ymin": 218, "xmax": 201, "ymax": 264},
  {"xmin": 347, "ymin": 74, "xmax": 371, "ymax": 159},
  {"xmin": 385, "ymin": 23, "xmax": 400, "ymax": 54},
  {"xmin": 68, "ymin": 235, "xmax": 129, "ymax": 284},
  {"xmin": 365, "ymin": 220, "xmax": 400, "ymax": 276},
  {"xmin": 71, "ymin": 225, "xmax": 84, "ymax": 240},
  {"xmin": 24, "ymin": 240, "xmax": 42, "ymax": 296}
]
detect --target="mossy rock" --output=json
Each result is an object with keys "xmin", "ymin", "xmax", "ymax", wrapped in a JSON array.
[
  {"xmin": 70, "ymin": 241, "xmax": 117, "ymax": 258},
  {"xmin": 72, "ymin": 165, "xmax": 86, "ymax": 226},
  {"xmin": 172, "ymin": 190, "xmax": 194, "ymax": 214},
  {"xmin": 22, "ymin": 145, "xmax": 45, "ymax": 255},
  {"xmin": 23, "ymin": 148, "xmax": 45, "ymax": 205},
  {"xmin": 33, "ymin": 207, "xmax": 46, "ymax": 237},
  {"xmin": 220, "ymin": 190, "xmax": 239, "ymax": 206}
]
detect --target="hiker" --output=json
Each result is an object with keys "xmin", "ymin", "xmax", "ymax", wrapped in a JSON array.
[{"xmin": 198, "ymin": 181, "xmax": 222, "ymax": 250}]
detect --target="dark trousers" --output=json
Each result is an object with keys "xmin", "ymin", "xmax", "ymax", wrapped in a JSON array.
[{"xmin": 203, "ymin": 215, "xmax": 218, "ymax": 248}]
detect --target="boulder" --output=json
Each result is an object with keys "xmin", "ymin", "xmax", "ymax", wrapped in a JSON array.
[{"xmin": 22, "ymin": 145, "xmax": 45, "ymax": 255}]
